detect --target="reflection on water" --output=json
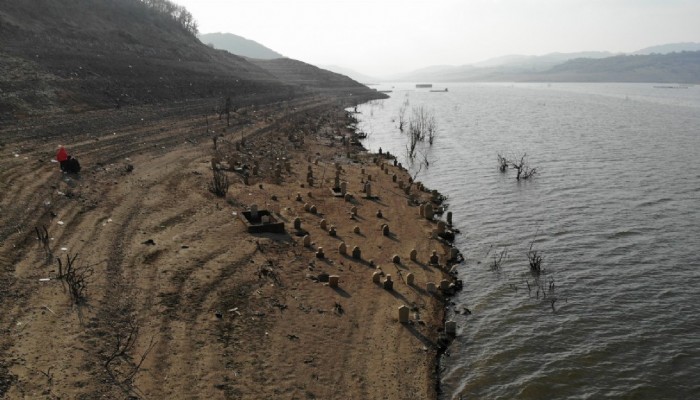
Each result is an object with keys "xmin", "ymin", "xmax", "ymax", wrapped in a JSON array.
[{"xmin": 355, "ymin": 83, "xmax": 700, "ymax": 399}]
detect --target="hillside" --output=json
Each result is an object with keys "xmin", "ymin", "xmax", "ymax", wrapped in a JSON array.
[
  {"xmin": 249, "ymin": 58, "xmax": 367, "ymax": 91},
  {"xmin": 198, "ymin": 32, "xmax": 284, "ymax": 59},
  {"xmin": 0, "ymin": 0, "xmax": 380, "ymax": 123}
]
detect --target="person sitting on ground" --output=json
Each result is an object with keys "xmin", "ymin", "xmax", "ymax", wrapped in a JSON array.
[{"xmin": 56, "ymin": 145, "xmax": 81, "ymax": 174}]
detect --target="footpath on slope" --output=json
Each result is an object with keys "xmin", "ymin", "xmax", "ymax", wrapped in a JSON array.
[{"xmin": 0, "ymin": 95, "xmax": 460, "ymax": 399}]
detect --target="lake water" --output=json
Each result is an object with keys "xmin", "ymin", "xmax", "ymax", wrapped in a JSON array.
[{"xmin": 353, "ymin": 83, "xmax": 700, "ymax": 399}]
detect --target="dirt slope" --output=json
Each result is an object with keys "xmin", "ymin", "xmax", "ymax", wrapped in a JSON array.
[{"xmin": 0, "ymin": 98, "xmax": 455, "ymax": 399}]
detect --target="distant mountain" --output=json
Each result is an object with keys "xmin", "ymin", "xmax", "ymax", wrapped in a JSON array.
[
  {"xmin": 198, "ymin": 32, "xmax": 284, "ymax": 59},
  {"xmin": 542, "ymin": 51, "xmax": 700, "ymax": 83},
  {"xmin": 319, "ymin": 65, "xmax": 379, "ymax": 84},
  {"xmin": 473, "ymin": 51, "xmax": 615, "ymax": 69},
  {"xmin": 388, "ymin": 51, "xmax": 615, "ymax": 82},
  {"xmin": 633, "ymin": 42, "xmax": 700, "ymax": 55},
  {"xmin": 390, "ymin": 48, "xmax": 700, "ymax": 83}
]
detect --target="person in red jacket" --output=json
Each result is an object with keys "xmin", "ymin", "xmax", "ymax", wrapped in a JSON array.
[
  {"xmin": 56, "ymin": 145, "xmax": 80, "ymax": 173},
  {"xmin": 56, "ymin": 146, "xmax": 68, "ymax": 170}
]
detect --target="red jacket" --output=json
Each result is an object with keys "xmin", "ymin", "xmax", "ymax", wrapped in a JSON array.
[{"xmin": 56, "ymin": 147, "xmax": 68, "ymax": 162}]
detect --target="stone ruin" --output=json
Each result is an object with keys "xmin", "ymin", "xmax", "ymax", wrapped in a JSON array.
[
  {"xmin": 329, "ymin": 275, "xmax": 339, "ymax": 288},
  {"xmin": 406, "ymin": 272, "xmax": 415, "ymax": 285},
  {"xmin": 429, "ymin": 251, "xmax": 440, "ymax": 266},
  {"xmin": 239, "ymin": 204, "xmax": 285, "ymax": 233},
  {"xmin": 383, "ymin": 274, "xmax": 393, "ymax": 291}
]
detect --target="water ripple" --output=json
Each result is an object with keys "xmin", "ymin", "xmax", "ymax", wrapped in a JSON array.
[{"xmin": 356, "ymin": 83, "xmax": 700, "ymax": 399}]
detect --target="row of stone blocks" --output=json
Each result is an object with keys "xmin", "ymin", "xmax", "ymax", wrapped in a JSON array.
[{"xmin": 397, "ymin": 305, "xmax": 457, "ymax": 335}]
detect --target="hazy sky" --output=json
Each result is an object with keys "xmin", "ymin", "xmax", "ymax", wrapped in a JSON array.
[{"xmin": 175, "ymin": 0, "xmax": 700, "ymax": 77}]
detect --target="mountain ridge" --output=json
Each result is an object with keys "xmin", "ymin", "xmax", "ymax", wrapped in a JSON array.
[{"xmin": 386, "ymin": 43, "xmax": 700, "ymax": 83}]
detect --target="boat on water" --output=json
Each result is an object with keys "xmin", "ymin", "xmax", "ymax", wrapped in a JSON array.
[
  {"xmin": 430, "ymin": 88, "xmax": 448, "ymax": 92},
  {"xmin": 416, "ymin": 83, "xmax": 432, "ymax": 88},
  {"xmin": 378, "ymin": 90, "xmax": 393, "ymax": 93},
  {"xmin": 653, "ymin": 85, "xmax": 689, "ymax": 89}
]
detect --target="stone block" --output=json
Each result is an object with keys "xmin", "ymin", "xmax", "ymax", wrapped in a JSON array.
[
  {"xmin": 329, "ymin": 275, "xmax": 339, "ymax": 288},
  {"xmin": 445, "ymin": 320, "xmax": 457, "ymax": 336},
  {"xmin": 398, "ymin": 305, "xmax": 409, "ymax": 323}
]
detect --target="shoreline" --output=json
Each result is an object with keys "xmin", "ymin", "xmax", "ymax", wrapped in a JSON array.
[
  {"xmin": 0, "ymin": 95, "xmax": 462, "ymax": 399},
  {"xmin": 353, "ymin": 124, "xmax": 463, "ymax": 399}
]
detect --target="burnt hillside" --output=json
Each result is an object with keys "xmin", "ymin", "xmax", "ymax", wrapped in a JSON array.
[
  {"xmin": 249, "ymin": 58, "xmax": 370, "ymax": 91},
  {"xmin": 0, "ymin": 0, "xmax": 379, "ymax": 122}
]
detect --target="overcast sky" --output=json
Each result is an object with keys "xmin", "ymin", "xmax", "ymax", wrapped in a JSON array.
[{"xmin": 175, "ymin": 0, "xmax": 700, "ymax": 77}]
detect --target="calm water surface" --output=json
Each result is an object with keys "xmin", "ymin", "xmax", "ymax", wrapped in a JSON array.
[{"xmin": 354, "ymin": 83, "xmax": 700, "ymax": 399}]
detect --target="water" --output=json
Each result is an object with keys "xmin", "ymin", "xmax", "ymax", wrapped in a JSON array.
[{"xmin": 354, "ymin": 83, "xmax": 700, "ymax": 399}]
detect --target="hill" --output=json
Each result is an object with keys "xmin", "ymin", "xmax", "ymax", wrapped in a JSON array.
[
  {"xmin": 472, "ymin": 51, "xmax": 614, "ymax": 69},
  {"xmin": 198, "ymin": 32, "xmax": 284, "ymax": 59},
  {"xmin": 542, "ymin": 51, "xmax": 700, "ymax": 82},
  {"xmin": 0, "ymin": 0, "xmax": 380, "ymax": 123},
  {"xmin": 633, "ymin": 42, "xmax": 700, "ymax": 55}
]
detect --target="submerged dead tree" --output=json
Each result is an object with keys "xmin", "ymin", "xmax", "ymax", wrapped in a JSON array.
[
  {"xmin": 497, "ymin": 153, "xmax": 508, "ymax": 172},
  {"xmin": 510, "ymin": 153, "xmax": 537, "ymax": 180},
  {"xmin": 405, "ymin": 105, "xmax": 438, "ymax": 159},
  {"xmin": 496, "ymin": 152, "xmax": 538, "ymax": 180}
]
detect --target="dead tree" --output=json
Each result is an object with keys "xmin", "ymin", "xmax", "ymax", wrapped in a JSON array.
[
  {"xmin": 218, "ymin": 96, "xmax": 232, "ymax": 126},
  {"xmin": 209, "ymin": 169, "xmax": 229, "ymax": 197},
  {"xmin": 509, "ymin": 153, "xmax": 537, "ymax": 180},
  {"xmin": 35, "ymin": 225, "xmax": 51, "ymax": 263},
  {"xmin": 56, "ymin": 253, "xmax": 93, "ymax": 304},
  {"xmin": 497, "ymin": 153, "xmax": 508, "ymax": 172},
  {"xmin": 426, "ymin": 113, "xmax": 438, "ymax": 145},
  {"xmin": 491, "ymin": 247, "xmax": 508, "ymax": 272},
  {"xmin": 105, "ymin": 320, "xmax": 157, "ymax": 389},
  {"xmin": 527, "ymin": 240, "xmax": 543, "ymax": 276},
  {"xmin": 398, "ymin": 97, "xmax": 409, "ymax": 132}
]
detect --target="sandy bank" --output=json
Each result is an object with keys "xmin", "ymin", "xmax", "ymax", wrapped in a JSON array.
[{"xmin": 0, "ymin": 96, "xmax": 460, "ymax": 399}]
